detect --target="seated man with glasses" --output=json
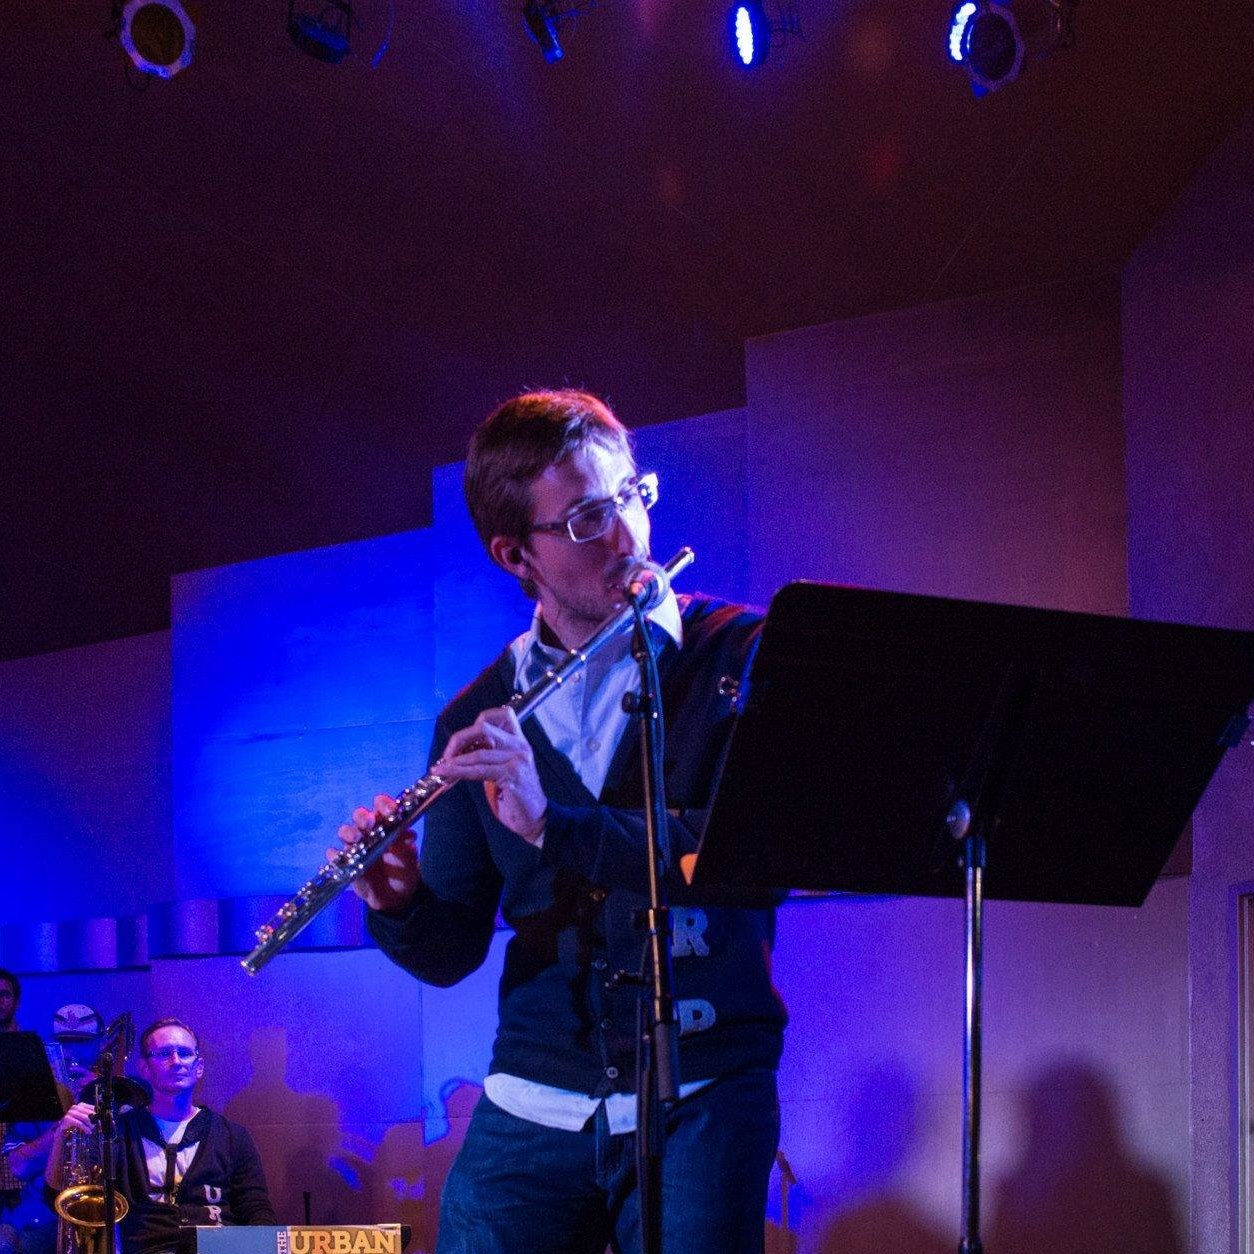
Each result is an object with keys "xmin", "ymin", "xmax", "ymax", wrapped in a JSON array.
[
  {"xmin": 340, "ymin": 390, "xmax": 787, "ymax": 1254},
  {"xmin": 47, "ymin": 1019, "xmax": 275, "ymax": 1254}
]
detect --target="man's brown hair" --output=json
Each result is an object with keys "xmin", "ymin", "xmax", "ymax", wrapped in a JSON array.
[
  {"xmin": 140, "ymin": 1017, "xmax": 199, "ymax": 1056},
  {"xmin": 465, "ymin": 390, "xmax": 635, "ymax": 585}
]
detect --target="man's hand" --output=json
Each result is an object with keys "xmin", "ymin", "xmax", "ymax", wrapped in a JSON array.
[
  {"xmin": 46, "ymin": 1104, "xmax": 97, "ymax": 1189},
  {"xmin": 437, "ymin": 706, "xmax": 547, "ymax": 845},
  {"xmin": 333, "ymin": 794, "xmax": 420, "ymax": 915},
  {"xmin": 57, "ymin": 1103, "xmax": 96, "ymax": 1135}
]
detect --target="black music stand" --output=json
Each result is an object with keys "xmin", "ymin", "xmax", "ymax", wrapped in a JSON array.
[
  {"xmin": 0, "ymin": 1031, "xmax": 67, "ymax": 1122},
  {"xmin": 693, "ymin": 581, "xmax": 1254, "ymax": 1254}
]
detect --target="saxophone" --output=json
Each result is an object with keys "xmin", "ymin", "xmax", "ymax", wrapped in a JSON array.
[
  {"xmin": 241, "ymin": 547, "xmax": 695, "ymax": 975},
  {"xmin": 52, "ymin": 1019, "xmax": 135, "ymax": 1254},
  {"xmin": 54, "ymin": 1127, "xmax": 129, "ymax": 1254}
]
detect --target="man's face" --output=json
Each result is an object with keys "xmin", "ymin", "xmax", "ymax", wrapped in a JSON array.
[
  {"xmin": 138, "ymin": 1025, "xmax": 204, "ymax": 1098},
  {"xmin": 0, "ymin": 979, "xmax": 16, "ymax": 1030},
  {"xmin": 515, "ymin": 443, "xmax": 651, "ymax": 646}
]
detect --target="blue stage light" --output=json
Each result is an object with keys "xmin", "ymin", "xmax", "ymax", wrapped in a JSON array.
[
  {"xmin": 948, "ymin": 0, "xmax": 1024, "ymax": 93},
  {"xmin": 948, "ymin": 2, "xmax": 977, "ymax": 62},
  {"xmin": 523, "ymin": 0, "xmax": 564, "ymax": 61},
  {"xmin": 522, "ymin": 0, "xmax": 595, "ymax": 62},
  {"xmin": 119, "ymin": 0, "xmax": 195, "ymax": 78},
  {"xmin": 729, "ymin": 1, "xmax": 771, "ymax": 69}
]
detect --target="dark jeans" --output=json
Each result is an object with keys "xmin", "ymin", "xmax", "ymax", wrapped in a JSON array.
[{"xmin": 436, "ymin": 1069, "xmax": 779, "ymax": 1254}]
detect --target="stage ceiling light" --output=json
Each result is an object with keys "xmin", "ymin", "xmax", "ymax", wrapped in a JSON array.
[
  {"xmin": 727, "ymin": 2, "xmax": 801, "ymax": 71},
  {"xmin": 288, "ymin": 0, "xmax": 352, "ymax": 63},
  {"xmin": 729, "ymin": 2, "xmax": 771, "ymax": 68},
  {"xmin": 119, "ymin": 0, "xmax": 194, "ymax": 78},
  {"xmin": 948, "ymin": 1, "xmax": 1023, "ymax": 92},
  {"xmin": 949, "ymin": 0, "xmax": 1077, "ymax": 95},
  {"xmin": 522, "ymin": 1, "xmax": 595, "ymax": 63}
]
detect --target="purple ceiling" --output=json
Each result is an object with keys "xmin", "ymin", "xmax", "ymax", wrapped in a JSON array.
[{"xmin": 2, "ymin": 0, "xmax": 1252, "ymax": 659}]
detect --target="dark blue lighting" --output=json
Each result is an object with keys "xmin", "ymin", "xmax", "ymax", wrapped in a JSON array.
[
  {"xmin": 524, "ymin": 0, "xmax": 564, "ymax": 61},
  {"xmin": 729, "ymin": 1, "xmax": 771, "ymax": 69}
]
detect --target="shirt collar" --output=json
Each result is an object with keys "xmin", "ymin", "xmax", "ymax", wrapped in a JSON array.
[{"xmin": 510, "ymin": 590, "xmax": 684, "ymax": 684}]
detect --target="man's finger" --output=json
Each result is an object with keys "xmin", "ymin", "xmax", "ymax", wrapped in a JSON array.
[{"xmin": 440, "ymin": 748, "xmax": 515, "ymax": 769}]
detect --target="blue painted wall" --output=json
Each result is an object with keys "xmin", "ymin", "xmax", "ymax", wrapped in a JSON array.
[{"xmin": 1, "ymin": 269, "xmax": 1203, "ymax": 1252}]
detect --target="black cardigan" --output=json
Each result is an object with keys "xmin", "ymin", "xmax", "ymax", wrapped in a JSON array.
[
  {"xmin": 116, "ymin": 1107, "xmax": 275, "ymax": 1254},
  {"xmin": 369, "ymin": 594, "xmax": 788, "ymax": 1096}
]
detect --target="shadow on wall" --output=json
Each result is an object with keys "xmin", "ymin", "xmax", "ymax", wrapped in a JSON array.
[
  {"xmin": 371, "ymin": 1081, "xmax": 482, "ymax": 1254},
  {"xmin": 988, "ymin": 1060, "xmax": 1182, "ymax": 1254},
  {"xmin": 222, "ymin": 1028, "xmax": 480, "ymax": 1253},
  {"xmin": 805, "ymin": 1058, "xmax": 1182, "ymax": 1254},
  {"xmin": 224, "ymin": 1026, "xmax": 370, "ymax": 1224},
  {"xmin": 808, "ymin": 1062, "xmax": 951, "ymax": 1254}
]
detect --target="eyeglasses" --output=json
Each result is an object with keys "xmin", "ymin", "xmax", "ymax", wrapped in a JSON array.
[
  {"xmin": 145, "ymin": 1046, "xmax": 200, "ymax": 1063},
  {"xmin": 529, "ymin": 472, "xmax": 659, "ymax": 544}
]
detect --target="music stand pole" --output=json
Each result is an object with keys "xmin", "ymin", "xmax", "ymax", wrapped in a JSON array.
[
  {"xmin": 947, "ymin": 659, "xmax": 1024, "ymax": 1254},
  {"xmin": 948, "ymin": 799, "xmax": 984, "ymax": 1254}
]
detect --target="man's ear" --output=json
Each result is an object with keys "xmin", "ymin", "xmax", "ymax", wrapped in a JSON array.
[{"xmin": 488, "ymin": 536, "xmax": 530, "ymax": 580}]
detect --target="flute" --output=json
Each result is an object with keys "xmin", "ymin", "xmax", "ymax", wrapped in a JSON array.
[{"xmin": 241, "ymin": 546, "xmax": 694, "ymax": 975}]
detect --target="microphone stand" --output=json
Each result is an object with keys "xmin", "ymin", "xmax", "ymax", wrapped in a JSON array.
[
  {"xmin": 622, "ymin": 591, "xmax": 679, "ymax": 1254},
  {"xmin": 97, "ymin": 1052, "xmax": 119, "ymax": 1254}
]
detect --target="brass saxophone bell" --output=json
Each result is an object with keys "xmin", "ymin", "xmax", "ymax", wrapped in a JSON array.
[{"xmin": 54, "ymin": 1183, "xmax": 129, "ymax": 1254}]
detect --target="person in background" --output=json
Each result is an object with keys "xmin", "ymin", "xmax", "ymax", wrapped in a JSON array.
[
  {"xmin": 0, "ymin": 972, "xmax": 57, "ymax": 1254},
  {"xmin": 47, "ymin": 1019, "xmax": 275, "ymax": 1254},
  {"xmin": 49, "ymin": 1006, "xmax": 106, "ymax": 1100},
  {"xmin": 0, "ymin": 971, "xmax": 18, "ymax": 1034}
]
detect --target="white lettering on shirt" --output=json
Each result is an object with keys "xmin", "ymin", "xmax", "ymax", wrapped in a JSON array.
[
  {"xmin": 676, "ymin": 998, "xmax": 716, "ymax": 1035},
  {"xmin": 672, "ymin": 908, "xmax": 710, "ymax": 957}
]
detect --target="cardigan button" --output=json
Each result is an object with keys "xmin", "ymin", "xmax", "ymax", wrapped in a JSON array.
[
  {"xmin": 589, "ymin": 887, "xmax": 608, "ymax": 903},
  {"xmin": 591, "ymin": 958, "xmax": 608, "ymax": 971},
  {"xmin": 599, "ymin": 1018, "xmax": 613, "ymax": 1031},
  {"xmin": 605, "ymin": 1066, "xmax": 620, "ymax": 1080}
]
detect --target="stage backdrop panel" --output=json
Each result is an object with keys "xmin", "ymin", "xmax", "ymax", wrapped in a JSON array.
[
  {"xmin": 171, "ymin": 530, "xmax": 441, "ymax": 900},
  {"xmin": 744, "ymin": 273, "xmax": 1128, "ymax": 617},
  {"xmin": 1123, "ymin": 106, "xmax": 1254, "ymax": 1254},
  {"xmin": 738, "ymin": 280, "xmax": 1184, "ymax": 1248},
  {"xmin": 0, "ymin": 632, "xmax": 171, "ymax": 928}
]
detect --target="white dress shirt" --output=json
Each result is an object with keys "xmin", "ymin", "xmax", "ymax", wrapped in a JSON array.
[{"xmin": 483, "ymin": 591, "xmax": 709, "ymax": 1133}]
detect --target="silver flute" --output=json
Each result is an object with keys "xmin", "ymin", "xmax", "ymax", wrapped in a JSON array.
[{"xmin": 241, "ymin": 546, "xmax": 694, "ymax": 975}]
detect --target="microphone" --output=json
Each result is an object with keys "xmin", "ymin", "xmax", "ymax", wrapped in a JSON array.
[{"xmin": 624, "ymin": 560, "xmax": 671, "ymax": 613}]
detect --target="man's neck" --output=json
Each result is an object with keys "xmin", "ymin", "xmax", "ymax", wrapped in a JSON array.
[
  {"xmin": 537, "ymin": 610, "xmax": 600, "ymax": 653},
  {"xmin": 150, "ymin": 1093, "xmax": 198, "ymax": 1122}
]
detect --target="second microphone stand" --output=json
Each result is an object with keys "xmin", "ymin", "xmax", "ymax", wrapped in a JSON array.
[{"xmin": 97, "ymin": 1052, "xmax": 121, "ymax": 1254}]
